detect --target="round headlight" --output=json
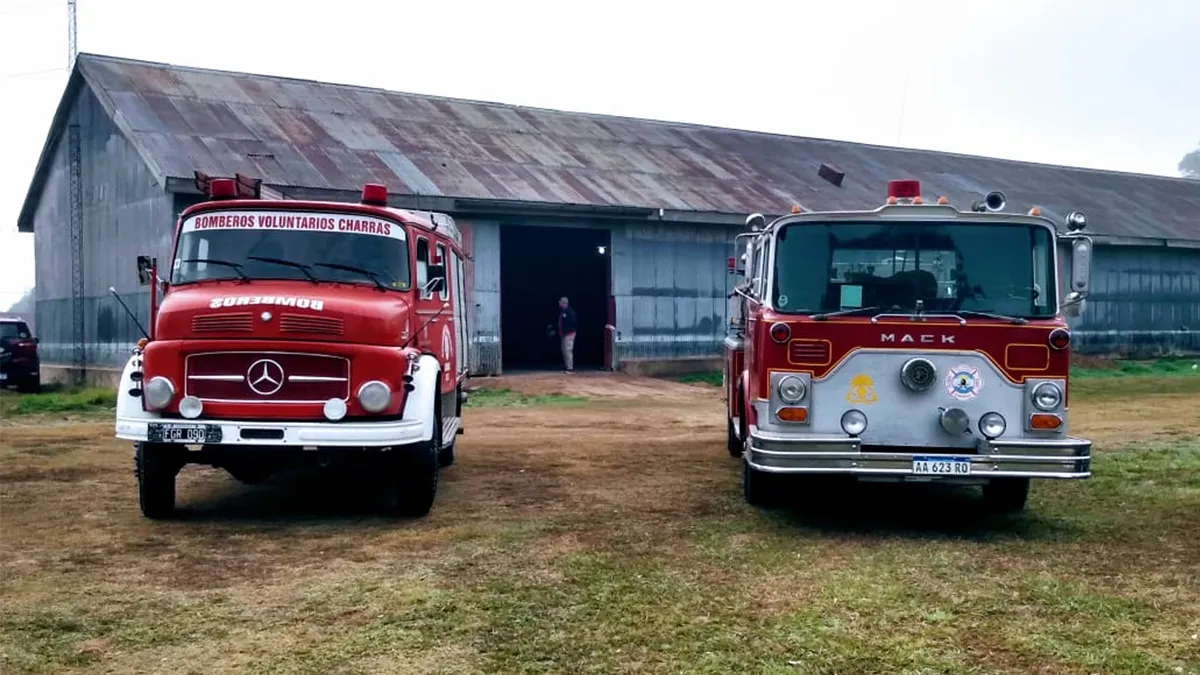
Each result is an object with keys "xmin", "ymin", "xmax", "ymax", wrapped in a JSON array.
[
  {"xmin": 143, "ymin": 376, "xmax": 175, "ymax": 410},
  {"xmin": 1032, "ymin": 382, "xmax": 1062, "ymax": 411},
  {"xmin": 840, "ymin": 409, "xmax": 868, "ymax": 436},
  {"xmin": 979, "ymin": 411, "xmax": 1006, "ymax": 439},
  {"xmin": 777, "ymin": 375, "xmax": 806, "ymax": 404},
  {"xmin": 178, "ymin": 395, "xmax": 203, "ymax": 420},
  {"xmin": 900, "ymin": 357, "xmax": 937, "ymax": 392},
  {"xmin": 356, "ymin": 380, "xmax": 392, "ymax": 413},
  {"xmin": 939, "ymin": 407, "xmax": 970, "ymax": 435}
]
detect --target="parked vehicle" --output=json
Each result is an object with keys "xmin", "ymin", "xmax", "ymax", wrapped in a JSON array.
[
  {"xmin": 0, "ymin": 316, "xmax": 41, "ymax": 393},
  {"xmin": 724, "ymin": 180, "xmax": 1094, "ymax": 513}
]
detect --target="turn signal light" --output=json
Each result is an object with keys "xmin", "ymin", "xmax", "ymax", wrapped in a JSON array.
[
  {"xmin": 1030, "ymin": 413, "xmax": 1063, "ymax": 430},
  {"xmin": 776, "ymin": 406, "xmax": 808, "ymax": 423}
]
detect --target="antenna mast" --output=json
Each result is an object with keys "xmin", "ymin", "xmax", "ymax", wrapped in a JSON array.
[{"xmin": 68, "ymin": 0, "xmax": 78, "ymax": 69}]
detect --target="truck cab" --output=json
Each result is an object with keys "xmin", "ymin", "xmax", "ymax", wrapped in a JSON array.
[
  {"xmin": 114, "ymin": 177, "xmax": 470, "ymax": 518},
  {"xmin": 724, "ymin": 180, "xmax": 1095, "ymax": 513}
]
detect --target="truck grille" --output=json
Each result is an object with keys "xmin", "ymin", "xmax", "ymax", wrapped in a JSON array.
[
  {"xmin": 789, "ymin": 339, "xmax": 831, "ymax": 366},
  {"xmin": 192, "ymin": 313, "xmax": 253, "ymax": 333},
  {"xmin": 279, "ymin": 313, "xmax": 344, "ymax": 336},
  {"xmin": 185, "ymin": 351, "xmax": 349, "ymax": 402}
]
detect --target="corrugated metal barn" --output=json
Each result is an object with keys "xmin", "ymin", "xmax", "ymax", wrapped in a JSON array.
[{"xmin": 17, "ymin": 54, "xmax": 1200, "ymax": 382}]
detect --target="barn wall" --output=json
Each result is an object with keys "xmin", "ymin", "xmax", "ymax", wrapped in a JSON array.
[
  {"xmin": 33, "ymin": 85, "xmax": 175, "ymax": 370},
  {"xmin": 1071, "ymin": 244, "xmax": 1200, "ymax": 355},
  {"xmin": 465, "ymin": 219, "xmax": 502, "ymax": 375},
  {"xmin": 611, "ymin": 221, "xmax": 738, "ymax": 366}
]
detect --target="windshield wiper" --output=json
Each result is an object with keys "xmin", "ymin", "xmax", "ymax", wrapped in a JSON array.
[
  {"xmin": 314, "ymin": 262, "xmax": 389, "ymax": 292},
  {"xmin": 245, "ymin": 256, "xmax": 319, "ymax": 283},
  {"xmin": 812, "ymin": 306, "xmax": 885, "ymax": 321},
  {"xmin": 955, "ymin": 309, "xmax": 1027, "ymax": 325},
  {"xmin": 178, "ymin": 258, "xmax": 250, "ymax": 282}
]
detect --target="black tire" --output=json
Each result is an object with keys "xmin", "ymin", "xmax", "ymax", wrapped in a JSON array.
[
  {"xmin": 136, "ymin": 442, "xmax": 179, "ymax": 519},
  {"xmin": 385, "ymin": 418, "xmax": 440, "ymax": 517},
  {"xmin": 743, "ymin": 458, "xmax": 784, "ymax": 508},
  {"xmin": 726, "ymin": 418, "xmax": 742, "ymax": 457},
  {"xmin": 438, "ymin": 441, "xmax": 456, "ymax": 468},
  {"xmin": 16, "ymin": 374, "xmax": 41, "ymax": 394},
  {"xmin": 982, "ymin": 478, "xmax": 1031, "ymax": 514}
]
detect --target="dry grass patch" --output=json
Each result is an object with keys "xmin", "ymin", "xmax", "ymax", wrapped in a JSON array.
[{"xmin": 1, "ymin": 375, "xmax": 1198, "ymax": 674}]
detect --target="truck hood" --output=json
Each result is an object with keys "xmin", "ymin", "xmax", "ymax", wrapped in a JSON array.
[{"xmin": 153, "ymin": 281, "xmax": 412, "ymax": 345}]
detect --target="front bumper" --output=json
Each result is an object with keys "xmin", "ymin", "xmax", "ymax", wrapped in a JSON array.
[
  {"xmin": 115, "ymin": 415, "xmax": 427, "ymax": 448},
  {"xmin": 747, "ymin": 426, "xmax": 1092, "ymax": 480}
]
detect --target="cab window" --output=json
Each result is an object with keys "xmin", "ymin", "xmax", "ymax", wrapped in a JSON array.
[
  {"xmin": 416, "ymin": 238, "xmax": 430, "ymax": 298},
  {"xmin": 435, "ymin": 243, "xmax": 450, "ymax": 301}
]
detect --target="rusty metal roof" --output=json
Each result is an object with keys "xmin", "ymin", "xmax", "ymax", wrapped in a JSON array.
[{"xmin": 18, "ymin": 53, "xmax": 1200, "ymax": 243}]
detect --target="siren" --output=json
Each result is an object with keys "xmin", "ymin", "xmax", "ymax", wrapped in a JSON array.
[
  {"xmin": 886, "ymin": 179, "xmax": 922, "ymax": 200},
  {"xmin": 361, "ymin": 183, "xmax": 388, "ymax": 206},
  {"xmin": 971, "ymin": 191, "xmax": 1006, "ymax": 212},
  {"xmin": 208, "ymin": 178, "xmax": 237, "ymax": 200}
]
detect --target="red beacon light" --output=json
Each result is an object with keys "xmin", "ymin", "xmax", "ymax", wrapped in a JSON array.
[
  {"xmin": 208, "ymin": 177, "xmax": 237, "ymax": 200},
  {"xmin": 361, "ymin": 183, "xmax": 388, "ymax": 206},
  {"xmin": 886, "ymin": 179, "xmax": 922, "ymax": 202}
]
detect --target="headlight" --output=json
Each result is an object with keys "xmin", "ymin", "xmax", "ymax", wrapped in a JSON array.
[
  {"xmin": 143, "ymin": 376, "xmax": 175, "ymax": 410},
  {"xmin": 356, "ymin": 380, "xmax": 392, "ymax": 413},
  {"xmin": 979, "ymin": 412, "xmax": 1006, "ymax": 439},
  {"xmin": 777, "ymin": 375, "xmax": 806, "ymax": 403},
  {"xmin": 1032, "ymin": 382, "xmax": 1062, "ymax": 411},
  {"xmin": 900, "ymin": 357, "xmax": 937, "ymax": 392},
  {"xmin": 840, "ymin": 409, "xmax": 868, "ymax": 436}
]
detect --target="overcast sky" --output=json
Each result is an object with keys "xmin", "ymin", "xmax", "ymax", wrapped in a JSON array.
[{"xmin": 2, "ymin": 0, "xmax": 1198, "ymax": 311}]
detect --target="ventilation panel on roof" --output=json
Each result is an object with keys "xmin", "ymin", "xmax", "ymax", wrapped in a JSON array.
[{"xmin": 818, "ymin": 162, "xmax": 845, "ymax": 187}]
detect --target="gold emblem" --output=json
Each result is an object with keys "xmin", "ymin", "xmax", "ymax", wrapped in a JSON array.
[{"xmin": 846, "ymin": 374, "xmax": 878, "ymax": 405}]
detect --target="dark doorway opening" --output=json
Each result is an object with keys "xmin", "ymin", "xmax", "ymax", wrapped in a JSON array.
[{"xmin": 500, "ymin": 224, "xmax": 611, "ymax": 372}]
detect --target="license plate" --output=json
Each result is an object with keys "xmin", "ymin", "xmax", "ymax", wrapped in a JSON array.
[
  {"xmin": 912, "ymin": 456, "xmax": 971, "ymax": 476},
  {"xmin": 147, "ymin": 422, "xmax": 222, "ymax": 444}
]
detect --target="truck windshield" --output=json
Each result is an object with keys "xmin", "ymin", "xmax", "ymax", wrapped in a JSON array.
[
  {"xmin": 772, "ymin": 221, "xmax": 1056, "ymax": 318},
  {"xmin": 171, "ymin": 209, "xmax": 410, "ymax": 290}
]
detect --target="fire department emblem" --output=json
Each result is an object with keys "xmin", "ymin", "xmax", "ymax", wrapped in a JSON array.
[
  {"xmin": 441, "ymin": 324, "xmax": 453, "ymax": 382},
  {"xmin": 846, "ymin": 373, "xmax": 878, "ymax": 405},
  {"xmin": 247, "ymin": 358, "xmax": 285, "ymax": 396},
  {"xmin": 945, "ymin": 364, "xmax": 982, "ymax": 401}
]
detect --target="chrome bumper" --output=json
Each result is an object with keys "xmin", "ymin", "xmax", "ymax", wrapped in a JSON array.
[
  {"xmin": 746, "ymin": 426, "xmax": 1092, "ymax": 480},
  {"xmin": 115, "ymin": 415, "xmax": 427, "ymax": 448}
]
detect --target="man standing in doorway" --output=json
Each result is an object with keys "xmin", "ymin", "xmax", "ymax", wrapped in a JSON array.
[{"xmin": 557, "ymin": 296, "xmax": 577, "ymax": 374}]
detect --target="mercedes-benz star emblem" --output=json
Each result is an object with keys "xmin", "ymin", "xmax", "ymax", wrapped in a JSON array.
[{"xmin": 246, "ymin": 358, "xmax": 285, "ymax": 396}]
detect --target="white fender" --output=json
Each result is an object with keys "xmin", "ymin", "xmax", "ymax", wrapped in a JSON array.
[
  {"xmin": 114, "ymin": 353, "xmax": 160, "ymax": 439},
  {"xmin": 400, "ymin": 354, "xmax": 442, "ymax": 444}
]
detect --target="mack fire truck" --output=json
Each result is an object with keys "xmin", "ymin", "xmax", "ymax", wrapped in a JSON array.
[
  {"xmin": 114, "ymin": 176, "xmax": 470, "ymax": 519},
  {"xmin": 724, "ymin": 179, "xmax": 1094, "ymax": 513}
]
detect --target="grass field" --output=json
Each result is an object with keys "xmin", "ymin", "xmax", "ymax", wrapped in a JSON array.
[{"xmin": 1, "ymin": 365, "xmax": 1198, "ymax": 674}]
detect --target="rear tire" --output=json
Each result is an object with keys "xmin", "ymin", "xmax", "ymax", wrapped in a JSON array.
[
  {"xmin": 16, "ymin": 374, "xmax": 40, "ymax": 394},
  {"xmin": 982, "ymin": 478, "xmax": 1030, "ymax": 514},
  {"xmin": 136, "ymin": 442, "xmax": 180, "ymax": 519},
  {"xmin": 437, "ymin": 441, "xmax": 456, "ymax": 468}
]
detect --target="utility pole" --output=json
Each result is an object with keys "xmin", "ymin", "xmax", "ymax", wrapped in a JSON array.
[
  {"xmin": 68, "ymin": 0, "xmax": 78, "ymax": 69},
  {"xmin": 67, "ymin": 0, "xmax": 85, "ymax": 384}
]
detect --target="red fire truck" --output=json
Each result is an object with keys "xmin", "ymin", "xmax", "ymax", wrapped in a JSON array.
[
  {"xmin": 114, "ymin": 175, "xmax": 470, "ymax": 519},
  {"xmin": 724, "ymin": 179, "xmax": 1094, "ymax": 513}
]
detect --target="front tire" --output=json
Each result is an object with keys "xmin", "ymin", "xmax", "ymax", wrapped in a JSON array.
[
  {"xmin": 982, "ymin": 478, "xmax": 1030, "ymax": 514},
  {"xmin": 726, "ymin": 418, "xmax": 742, "ymax": 457},
  {"xmin": 743, "ymin": 458, "xmax": 784, "ymax": 508},
  {"xmin": 136, "ymin": 442, "xmax": 180, "ymax": 519},
  {"xmin": 384, "ymin": 417, "xmax": 440, "ymax": 517}
]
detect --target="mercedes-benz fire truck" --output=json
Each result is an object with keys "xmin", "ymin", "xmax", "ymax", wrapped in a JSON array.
[
  {"xmin": 114, "ymin": 175, "xmax": 470, "ymax": 519},
  {"xmin": 724, "ymin": 179, "xmax": 1094, "ymax": 513}
]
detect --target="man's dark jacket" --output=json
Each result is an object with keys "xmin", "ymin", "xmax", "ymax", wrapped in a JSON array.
[{"xmin": 557, "ymin": 307, "xmax": 578, "ymax": 336}]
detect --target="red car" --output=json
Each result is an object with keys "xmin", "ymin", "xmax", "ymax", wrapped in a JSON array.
[{"xmin": 0, "ymin": 316, "xmax": 41, "ymax": 393}]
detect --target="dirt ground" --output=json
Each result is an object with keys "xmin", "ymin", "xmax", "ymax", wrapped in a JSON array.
[{"xmin": 2, "ymin": 373, "xmax": 1198, "ymax": 674}]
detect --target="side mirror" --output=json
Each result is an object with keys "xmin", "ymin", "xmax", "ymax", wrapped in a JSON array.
[
  {"xmin": 424, "ymin": 264, "xmax": 446, "ymax": 295},
  {"xmin": 136, "ymin": 255, "xmax": 155, "ymax": 286},
  {"xmin": 1069, "ymin": 236, "xmax": 1092, "ymax": 294}
]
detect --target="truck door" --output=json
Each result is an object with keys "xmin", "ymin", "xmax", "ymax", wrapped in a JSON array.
[{"xmin": 451, "ymin": 249, "xmax": 469, "ymax": 378}]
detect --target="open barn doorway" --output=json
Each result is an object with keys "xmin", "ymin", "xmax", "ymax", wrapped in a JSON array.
[{"xmin": 500, "ymin": 224, "xmax": 611, "ymax": 372}]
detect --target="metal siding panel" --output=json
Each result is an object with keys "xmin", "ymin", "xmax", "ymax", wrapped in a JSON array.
[{"xmin": 469, "ymin": 221, "xmax": 502, "ymax": 374}]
